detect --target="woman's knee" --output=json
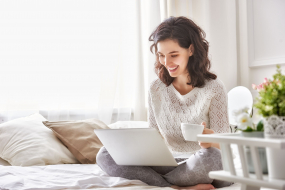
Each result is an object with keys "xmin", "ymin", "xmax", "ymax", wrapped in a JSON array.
[
  {"xmin": 96, "ymin": 147, "xmax": 130, "ymax": 178},
  {"xmin": 198, "ymin": 147, "xmax": 221, "ymax": 157},
  {"xmin": 96, "ymin": 147, "xmax": 111, "ymax": 168},
  {"xmin": 197, "ymin": 147, "xmax": 223, "ymax": 171}
]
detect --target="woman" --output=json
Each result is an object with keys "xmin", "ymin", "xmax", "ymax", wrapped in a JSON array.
[{"xmin": 96, "ymin": 16, "xmax": 233, "ymax": 189}]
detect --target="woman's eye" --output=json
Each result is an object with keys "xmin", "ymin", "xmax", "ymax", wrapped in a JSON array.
[{"xmin": 158, "ymin": 54, "xmax": 177, "ymax": 58}]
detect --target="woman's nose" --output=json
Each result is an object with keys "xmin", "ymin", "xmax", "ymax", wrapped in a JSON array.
[{"xmin": 164, "ymin": 57, "xmax": 170, "ymax": 67}]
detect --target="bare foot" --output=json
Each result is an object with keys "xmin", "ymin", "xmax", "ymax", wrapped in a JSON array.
[{"xmin": 171, "ymin": 184, "xmax": 215, "ymax": 190}]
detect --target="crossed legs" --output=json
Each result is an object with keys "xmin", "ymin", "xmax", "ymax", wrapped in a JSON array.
[{"xmin": 96, "ymin": 147, "xmax": 232, "ymax": 188}]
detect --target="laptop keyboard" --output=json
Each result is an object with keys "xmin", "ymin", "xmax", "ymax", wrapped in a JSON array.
[{"xmin": 176, "ymin": 158, "xmax": 188, "ymax": 165}]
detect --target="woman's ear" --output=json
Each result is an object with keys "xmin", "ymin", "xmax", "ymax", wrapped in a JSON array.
[{"xmin": 188, "ymin": 44, "xmax": 194, "ymax": 56}]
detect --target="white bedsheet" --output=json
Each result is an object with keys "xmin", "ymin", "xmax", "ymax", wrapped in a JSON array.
[
  {"xmin": 0, "ymin": 146, "xmax": 243, "ymax": 190},
  {"xmin": 1, "ymin": 163, "xmax": 276, "ymax": 190},
  {"xmin": 0, "ymin": 144, "xmax": 270, "ymax": 190},
  {"xmin": 0, "ymin": 164, "xmax": 171, "ymax": 190}
]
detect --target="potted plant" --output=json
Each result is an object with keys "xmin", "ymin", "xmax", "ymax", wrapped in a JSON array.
[
  {"xmin": 252, "ymin": 64, "xmax": 285, "ymax": 180},
  {"xmin": 233, "ymin": 107, "xmax": 267, "ymax": 174}
]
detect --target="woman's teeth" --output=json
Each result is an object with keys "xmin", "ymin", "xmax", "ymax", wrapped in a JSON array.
[{"xmin": 169, "ymin": 66, "xmax": 178, "ymax": 72}]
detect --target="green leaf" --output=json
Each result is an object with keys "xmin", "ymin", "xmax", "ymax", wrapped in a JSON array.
[
  {"xmin": 242, "ymin": 126, "xmax": 253, "ymax": 132},
  {"xmin": 256, "ymin": 120, "xmax": 264, "ymax": 131}
]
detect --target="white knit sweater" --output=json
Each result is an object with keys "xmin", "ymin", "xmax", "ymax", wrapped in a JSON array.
[{"xmin": 148, "ymin": 78, "xmax": 229, "ymax": 154}]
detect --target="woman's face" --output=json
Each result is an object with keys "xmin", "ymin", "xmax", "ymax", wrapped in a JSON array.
[{"xmin": 157, "ymin": 39, "xmax": 193, "ymax": 78}]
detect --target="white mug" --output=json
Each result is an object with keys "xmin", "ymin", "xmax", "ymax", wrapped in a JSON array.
[{"xmin": 181, "ymin": 123, "xmax": 204, "ymax": 141}]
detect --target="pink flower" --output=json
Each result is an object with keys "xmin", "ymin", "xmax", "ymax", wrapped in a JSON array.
[
  {"xmin": 264, "ymin": 78, "xmax": 268, "ymax": 83},
  {"xmin": 256, "ymin": 84, "xmax": 264, "ymax": 91},
  {"xmin": 252, "ymin": 84, "xmax": 257, "ymax": 90},
  {"xmin": 253, "ymin": 77, "xmax": 271, "ymax": 91},
  {"xmin": 263, "ymin": 78, "xmax": 270, "ymax": 86}
]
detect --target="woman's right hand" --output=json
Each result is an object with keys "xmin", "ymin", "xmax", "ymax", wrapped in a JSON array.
[{"xmin": 198, "ymin": 122, "xmax": 214, "ymax": 149}]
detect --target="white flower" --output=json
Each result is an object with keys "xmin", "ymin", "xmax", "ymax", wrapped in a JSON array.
[
  {"xmin": 236, "ymin": 113, "xmax": 253, "ymax": 130},
  {"xmin": 232, "ymin": 109, "xmax": 242, "ymax": 117},
  {"xmin": 241, "ymin": 106, "xmax": 250, "ymax": 114},
  {"xmin": 232, "ymin": 106, "xmax": 251, "ymax": 121}
]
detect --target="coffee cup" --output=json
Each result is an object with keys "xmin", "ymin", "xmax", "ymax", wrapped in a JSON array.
[{"xmin": 181, "ymin": 123, "xmax": 204, "ymax": 141}]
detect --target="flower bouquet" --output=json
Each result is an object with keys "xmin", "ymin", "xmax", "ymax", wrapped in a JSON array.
[
  {"xmin": 252, "ymin": 65, "xmax": 285, "ymax": 138},
  {"xmin": 252, "ymin": 64, "xmax": 285, "ymax": 179}
]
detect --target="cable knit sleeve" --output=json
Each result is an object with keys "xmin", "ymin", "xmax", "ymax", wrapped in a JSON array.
[
  {"xmin": 148, "ymin": 90, "xmax": 160, "ymax": 132},
  {"xmin": 209, "ymin": 81, "xmax": 230, "ymax": 133}
]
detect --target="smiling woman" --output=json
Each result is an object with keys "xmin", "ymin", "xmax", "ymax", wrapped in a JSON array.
[{"xmin": 96, "ymin": 16, "xmax": 233, "ymax": 189}]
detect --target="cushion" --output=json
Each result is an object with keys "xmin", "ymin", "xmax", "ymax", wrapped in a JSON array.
[
  {"xmin": 42, "ymin": 118, "xmax": 110, "ymax": 164},
  {"xmin": 0, "ymin": 113, "xmax": 78, "ymax": 166}
]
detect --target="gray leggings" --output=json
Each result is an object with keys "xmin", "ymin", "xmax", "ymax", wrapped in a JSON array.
[{"xmin": 96, "ymin": 147, "xmax": 233, "ymax": 188}]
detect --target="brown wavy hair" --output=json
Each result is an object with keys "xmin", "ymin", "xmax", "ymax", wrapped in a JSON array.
[{"xmin": 149, "ymin": 16, "xmax": 216, "ymax": 87}]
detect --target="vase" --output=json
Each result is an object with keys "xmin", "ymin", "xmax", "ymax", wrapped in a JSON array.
[
  {"xmin": 264, "ymin": 115, "xmax": 285, "ymax": 180},
  {"xmin": 240, "ymin": 131, "xmax": 268, "ymax": 174}
]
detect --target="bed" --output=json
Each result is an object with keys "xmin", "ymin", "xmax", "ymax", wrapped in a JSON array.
[{"xmin": 0, "ymin": 114, "xmax": 269, "ymax": 190}]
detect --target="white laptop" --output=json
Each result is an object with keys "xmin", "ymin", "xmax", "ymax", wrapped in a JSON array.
[{"xmin": 94, "ymin": 128, "xmax": 191, "ymax": 166}]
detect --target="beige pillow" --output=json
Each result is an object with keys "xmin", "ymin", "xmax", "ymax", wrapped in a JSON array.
[{"xmin": 42, "ymin": 119, "xmax": 109, "ymax": 164}]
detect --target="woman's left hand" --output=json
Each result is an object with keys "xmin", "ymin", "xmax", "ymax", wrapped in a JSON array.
[{"xmin": 199, "ymin": 122, "xmax": 214, "ymax": 149}]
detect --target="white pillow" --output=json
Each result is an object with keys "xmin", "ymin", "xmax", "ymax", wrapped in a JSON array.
[{"xmin": 0, "ymin": 113, "xmax": 78, "ymax": 166}]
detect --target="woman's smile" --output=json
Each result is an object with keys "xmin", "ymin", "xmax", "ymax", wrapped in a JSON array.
[{"xmin": 168, "ymin": 65, "xmax": 179, "ymax": 73}]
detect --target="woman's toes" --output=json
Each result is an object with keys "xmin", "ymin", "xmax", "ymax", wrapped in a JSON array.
[{"xmin": 171, "ymin": 184, "xmax": 215, "ymax": 190}]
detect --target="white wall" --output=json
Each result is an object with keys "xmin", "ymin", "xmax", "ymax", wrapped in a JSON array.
[
  {"xmin": 237, "ymin": 0, "xmax": 285, "ymax": 99},
  {"xmin": 190, "ymin": 0, "xmax": 238, "ymax": 92}
]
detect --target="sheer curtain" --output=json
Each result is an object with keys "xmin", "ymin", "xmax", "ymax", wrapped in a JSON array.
[
  {"xmin": 0, "ymin": 0, "xmax": 145, "ymax": 124},
  {"xmin": 0, "ymin": 0, "xmax": 239, "ymax": 125}
]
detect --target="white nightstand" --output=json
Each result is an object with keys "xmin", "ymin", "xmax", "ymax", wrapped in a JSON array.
[{"xmin": 197, "ymin": 133, "xmax": 285, "ymax": 190}]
